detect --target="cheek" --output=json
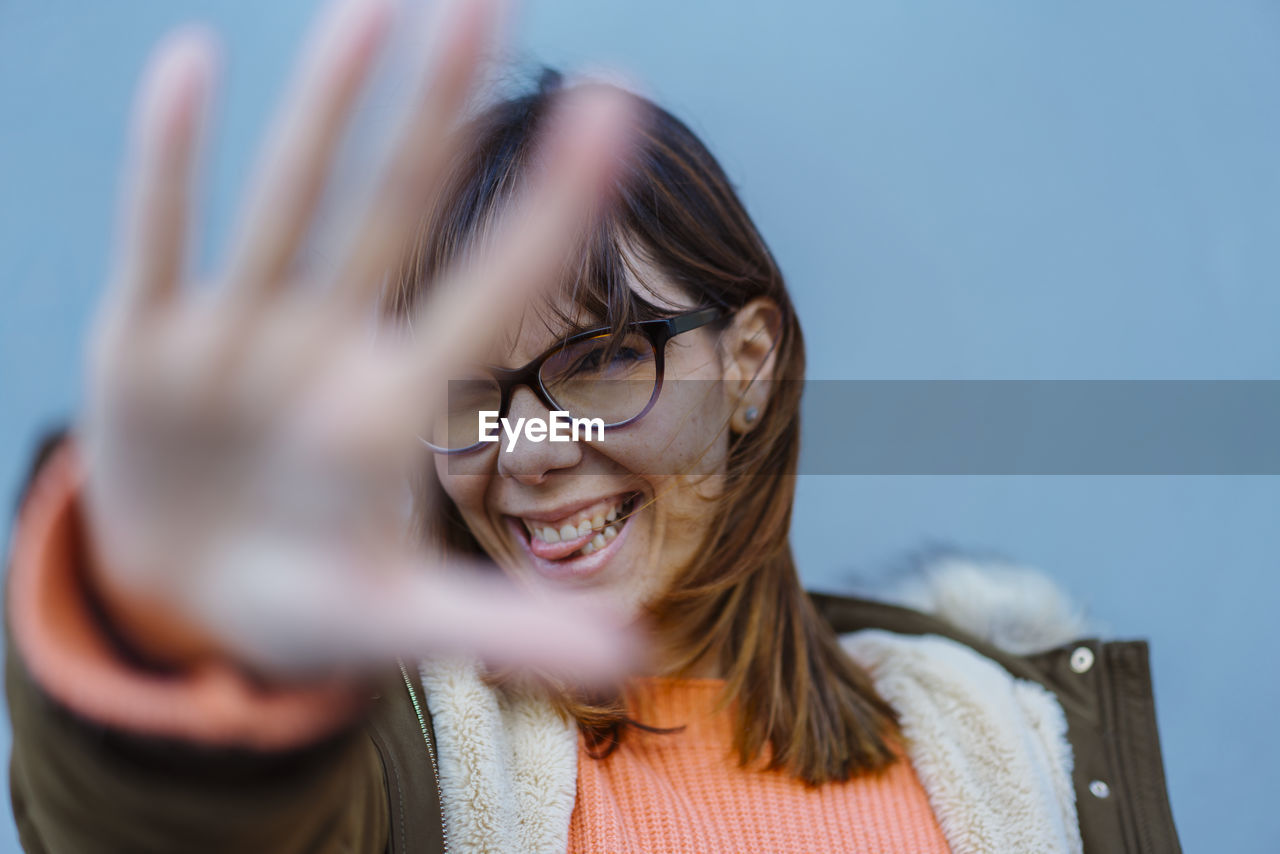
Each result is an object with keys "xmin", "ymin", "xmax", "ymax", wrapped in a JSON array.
[
  {"xmin": 620, "ymin": 385, "xmax": 731, "ymax": 480},
  {"xmin": 434, "ymin": 458, "xmax": 491, "ymax": 524},
  {"xmin": 601, "ymin": 388, "xmax": 730, "ymax": 566}
]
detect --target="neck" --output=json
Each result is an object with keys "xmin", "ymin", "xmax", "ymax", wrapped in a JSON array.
[{"xmin": 640, "ymin": 621, "xmax": 725, "ymax": 679}]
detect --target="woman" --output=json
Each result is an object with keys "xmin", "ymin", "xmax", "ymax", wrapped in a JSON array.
[{"xmin": 5, "ymin": 2, "xmax": 1179, "ymax": 852}]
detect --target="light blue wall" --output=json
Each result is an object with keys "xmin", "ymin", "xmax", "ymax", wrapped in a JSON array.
[{"xmin": 3, "ymin": 2, "xmax": 1278, "ymax": 851}]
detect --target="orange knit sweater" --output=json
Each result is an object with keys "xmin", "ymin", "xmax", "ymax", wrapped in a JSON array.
[{"xmin": 568, "ymin": 677, "xmax": 951, "ymax": 853}]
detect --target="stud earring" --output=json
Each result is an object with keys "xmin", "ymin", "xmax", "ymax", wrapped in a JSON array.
[{"xmin": 743, "ymin": 406, "xmax": 759, "ymax": 424}]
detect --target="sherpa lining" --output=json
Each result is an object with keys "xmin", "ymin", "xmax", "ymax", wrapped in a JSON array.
[
  {"xmin": 842, "ymin": 631, "xmax": 1082, "ymax": 854},
  {"xmin": 890, "ymin": 553, "xmax": 1094, "ymax": 654},
  {"xmin": 419, "ymin": 660, "xmax": 578, "ymax": 854},
  {"xmin": 419, "ymin": 560, "xmax": 1086, "ymax": 854}
]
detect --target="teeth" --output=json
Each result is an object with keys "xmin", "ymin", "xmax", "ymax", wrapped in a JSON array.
[
  {"xmin": 581, "ymin": 541, "xmax": 596, "ymax": 555},
  {"xmin": 525, "ymin": 497, "xmax": 632, "ymax": 545}
]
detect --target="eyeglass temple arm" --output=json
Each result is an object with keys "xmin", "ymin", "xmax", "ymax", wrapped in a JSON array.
[{"xmin": 666, "ymin": 306, "xmax": 723, "ymax": 336}]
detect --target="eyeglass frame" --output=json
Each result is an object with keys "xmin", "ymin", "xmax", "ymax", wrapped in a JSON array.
[{"xmin": 424, "ymin": 305, "xmax": 724, "ymax": 454}]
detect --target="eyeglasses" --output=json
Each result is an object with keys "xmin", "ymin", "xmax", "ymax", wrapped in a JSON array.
[{"xmin": 425, "ymin": 306, "xmax": 723, "ymax": 453}]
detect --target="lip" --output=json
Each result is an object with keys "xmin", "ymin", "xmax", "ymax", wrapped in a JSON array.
[
  {"xmin": 504, "ymin": 498, "xmax": 638, "ymax": 582},
  {"xmin": 505, "ymin": 492, "xmax": 633, "ymax": 525}
]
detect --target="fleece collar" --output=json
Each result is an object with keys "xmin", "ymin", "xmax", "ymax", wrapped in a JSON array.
[
  {"xmin": 420, "ymin": 629, "xmax": 1082, "ymax": 854},
  {"xmin": 419, "ymin": 557, "xmax": 1087, "ymax": 854},
  {"xmin": 418, "ymin": 660, "xmax": 578, "ymax": 854},
  {"xmin": 840, "ymin": 630, "xmax": 1082, "ymax": 854}
]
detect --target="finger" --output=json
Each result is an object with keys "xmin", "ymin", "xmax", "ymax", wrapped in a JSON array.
[
  {"xmin": 400, "ymin": 85, "xmax": 638, "ymax": 411},
  {"xmin": 327, "ymin": 0, "xmax": 500, "ymax": 312},
  {"xmin": 190, "ymin": 545, "xmax": 639, "ymax": 682},
  {"xmin": 109, "ymin": 27, "xmax": 216, "ymax": 319},
  {"xmin": 369, "ymin": 566, "xmax": 638, "ymax": 681},
  {"xmin": 223, "ymin": 0, "xmax": 393, "ymax": 300},
  {"xmin": 213, "ymin": 0, "xmax": 502, "ymax": 417},
  {"xmin": 244, "ymin": 86, "xmax": 637, "ymax": 466}
]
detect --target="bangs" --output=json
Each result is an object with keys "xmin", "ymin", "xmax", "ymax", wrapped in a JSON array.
[
  {"xmin": 391, "ymin": 88, "xmax": 687, "ymax": 358},
  {"xmin": 527, "ymin": 215, "xmax": 691, "ymax": 349},
  {"xmin": 421, "ymin": 164, "xmax": 687, "ymax": 359}
]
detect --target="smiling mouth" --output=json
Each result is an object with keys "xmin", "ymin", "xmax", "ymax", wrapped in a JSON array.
[{"xmin": 514, "ymin": 493, "xmax": 640, "ymax": 561}]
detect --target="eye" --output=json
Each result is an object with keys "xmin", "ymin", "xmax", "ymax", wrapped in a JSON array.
[
  {"xmin": 542, "ymin": 332, "xmax": 654, "ymax": 381},
  {"xmin": 446, "ymin": 378, "xmax": 500, "ymax": 412},
  {"xmin": 570, "ymin": 342, "xmax": 648, "ymax": 373}
]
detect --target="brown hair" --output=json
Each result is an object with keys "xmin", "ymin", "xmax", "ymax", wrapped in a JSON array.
[{"xmin": 387, "ymin": 70, "xmax": 898, "ymax": 784}]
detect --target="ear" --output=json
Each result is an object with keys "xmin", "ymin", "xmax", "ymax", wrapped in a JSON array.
[{"xmin": 719, "ymin": 298, "xmax": 783, "ymax": 434}]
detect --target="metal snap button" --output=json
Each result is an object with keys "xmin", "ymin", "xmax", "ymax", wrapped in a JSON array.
[
  {"xmin": 1089, "ymin": 779, "xmax": 1111, "ymax": 799},
  {"xmin": 1070, "ymin": 646, "xmax": 1095, "ymax": 674}
]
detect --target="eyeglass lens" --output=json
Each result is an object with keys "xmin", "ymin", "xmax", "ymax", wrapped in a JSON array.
[{"xmin": 430, "ymin": 330, "xmax": 659, "ymax": 451}]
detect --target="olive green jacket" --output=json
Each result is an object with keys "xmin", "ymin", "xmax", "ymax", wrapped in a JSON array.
[
  {"xmin": 6, "ymin": 440, "xmax": 1181, "ymax": 853},
  {"xmin": 6, "ymin": 596, "xmax": 1182, "ymax": 854}
]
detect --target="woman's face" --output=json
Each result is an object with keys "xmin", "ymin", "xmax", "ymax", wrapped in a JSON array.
[{"xmin": 435, "ymin": 270, "xmax": 745, "ymax": 619}]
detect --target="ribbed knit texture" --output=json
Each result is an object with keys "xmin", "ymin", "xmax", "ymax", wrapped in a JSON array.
[{"xmin": 568, "ymin": 677, "xmax": 951, "ymax": 853}]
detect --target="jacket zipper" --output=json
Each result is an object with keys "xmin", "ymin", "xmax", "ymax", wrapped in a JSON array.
[
  {"xmin": 1100, "ymin": 643, "xmax": 1182, "ymax": 854},
  {"xmin": 398, "ymin": 659, "xmax": 449, "ymax": 854}
]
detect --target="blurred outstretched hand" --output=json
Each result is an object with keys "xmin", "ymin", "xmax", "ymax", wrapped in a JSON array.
[{"xmin": 80, "ymin": 0, "xmax": 636, "ymax": 678}]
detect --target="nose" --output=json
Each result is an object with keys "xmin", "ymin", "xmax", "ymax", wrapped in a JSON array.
[{"xmin": 496, "ymin": 387, "xmax": 583, "ymax": 485}]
